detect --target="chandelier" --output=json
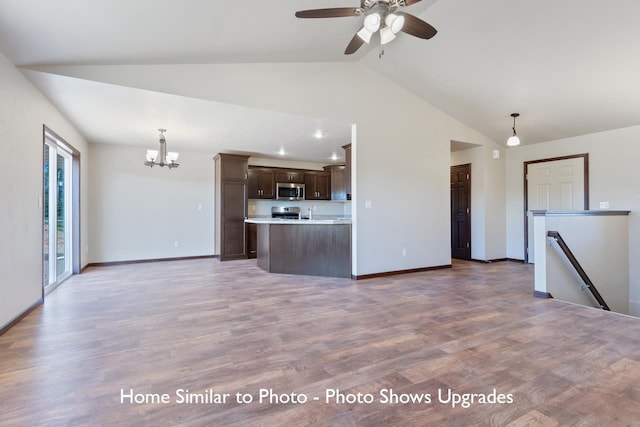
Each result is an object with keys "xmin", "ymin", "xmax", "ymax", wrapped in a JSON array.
[{"xmin": 144, "ymin": 129, "xmax": 179, "ymax": 169}]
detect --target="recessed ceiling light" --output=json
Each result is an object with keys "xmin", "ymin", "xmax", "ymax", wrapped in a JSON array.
[
  {"xmin": 314, "ymin": 130, "xmax": 325, "ymax": 139},
  {"xmin": 278, "ymin": 148, "xmax": 286, "ymax": 156},
  {"xmin": 330, "ymin": 153, "xmax": 338, "ymax": 161}
]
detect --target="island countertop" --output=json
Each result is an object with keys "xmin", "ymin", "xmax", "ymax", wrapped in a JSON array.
[
  {"xmin": 245, "ymin": 217, "xmax": 351, "ymax": 225},
  {"xmin": 247, "ymin": 219, "xmax": 352, "ymax": 278}
]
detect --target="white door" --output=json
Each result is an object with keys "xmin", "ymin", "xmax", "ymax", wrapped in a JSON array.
[{"xmin": 526, "ymin": 157, "xmax": 586, "ymax": 263}]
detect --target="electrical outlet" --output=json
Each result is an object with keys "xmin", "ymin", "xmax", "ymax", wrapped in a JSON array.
[
  {"xmin": 174, "ymin": 241, "xmax": 179, "ymax": 248},
  {"xmin": 599, "ymin": 201, "xmax": 610, "ymax": 209},
  {"xmin": 402, "ymin": 248, "xmax": 407, "ymax": 256}
]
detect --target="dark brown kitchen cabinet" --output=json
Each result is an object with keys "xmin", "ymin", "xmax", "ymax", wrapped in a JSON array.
[
  {"xmin": 275, "ymin": 170, "xmax": 305, "ymax": 184},
  {"xmin": 214, "ymin": 153, "xmax": 249, "ymax": 261},
  {"xmin": 248, "ymin": 167, "xmax": 274, "ymax": 199},
  {"xmin": 247, "ymin": 222, "xmax": 257, "ymax": 259},
  {"xmin": 304, "ymin": 171, "xmax": 331, "ymax": 200},
  {"xmin": 323, "ymin": 164, "xmax": 347, "ymax": 201}
]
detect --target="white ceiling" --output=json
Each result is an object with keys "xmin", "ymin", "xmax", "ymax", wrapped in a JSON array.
[{"xmin": 1, "ymin": 0, "xmax": 639, "ymax": 160}]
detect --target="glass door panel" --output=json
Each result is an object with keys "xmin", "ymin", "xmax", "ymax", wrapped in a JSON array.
[
  {"xmin": 44, "ymin": 140, "xmax": 72, "ymax": 289},
  {"xmin": 43, "ymin": 144, "xmax": 50, "ymax": 286}
]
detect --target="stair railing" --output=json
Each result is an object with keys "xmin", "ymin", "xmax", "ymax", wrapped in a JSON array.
[{"xmin": 546, "ymin": 231, "xmax": 610, "ymax": 311}]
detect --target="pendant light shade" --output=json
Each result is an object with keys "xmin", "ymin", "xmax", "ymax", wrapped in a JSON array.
[{"xmin": 507, "ymin": 113, "xmax": 521, "ymax": 146}]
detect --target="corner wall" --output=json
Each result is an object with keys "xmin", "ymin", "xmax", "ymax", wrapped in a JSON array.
[
  {"xmin": 88, "ymin": 143, "xmax": 214, "ymax": 263},
  {"xmin": 450, "ymin": 145, "xmax": 507, "ymax": 261},
  {"xmin": 0, "ymin": 52, "xmax": 90, "ymax": 329}
]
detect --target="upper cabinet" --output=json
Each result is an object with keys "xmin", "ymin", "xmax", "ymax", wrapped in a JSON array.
[
  {"xmin": 275, "ymin": 170, "xmax": 305, "ymax": 184},
  {"xmin": 248, "ymin": 167, "xmax": 275, "ymax": 199},
  {"xmin": 305, "ymin": 171, "xmax": 331, "ymax": 200},
  {"xmin": 323, "ymin": 164, "xmax": 347, "ymax": 201}
]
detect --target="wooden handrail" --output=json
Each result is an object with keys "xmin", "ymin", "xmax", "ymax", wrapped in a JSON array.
[{"xmin": 547, "ymin": 231, "xmax": 610, "ymax": 311}]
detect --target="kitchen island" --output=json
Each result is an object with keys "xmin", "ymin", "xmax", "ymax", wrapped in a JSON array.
[{"xmin": 245, "ymin": 218, "xmax": 352, "ymax": 278}]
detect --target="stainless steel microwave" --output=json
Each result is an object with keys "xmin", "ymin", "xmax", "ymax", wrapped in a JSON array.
[{"xmin": 276, "ymin": 182, "xmax": 305, "ymax": 200}]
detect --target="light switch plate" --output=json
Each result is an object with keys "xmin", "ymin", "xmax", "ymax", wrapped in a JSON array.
[
  {"xmin": 365, "ymin": 200, "xmax": 372, "ymax": 209},
  {"xmin": 599, "ymin": 201, "xmax": 610, "ymax": 209}
]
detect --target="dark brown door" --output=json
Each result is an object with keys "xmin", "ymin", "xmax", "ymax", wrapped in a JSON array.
[{"xmin": 451, "ymin": 164, "xmax": 471, "ymax": 260}]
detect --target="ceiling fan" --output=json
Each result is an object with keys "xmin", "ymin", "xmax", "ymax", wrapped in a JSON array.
[{"xmin": 295, "ymin": 0, "xmax": 437, "ymax": 55}]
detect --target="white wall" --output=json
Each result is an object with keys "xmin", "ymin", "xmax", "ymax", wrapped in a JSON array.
[
  {"xmin": 506, "ymin": 125, "xmax": 640, "ymax": 316},
  {"xmin": 52, "ymin": 62, "xmax": 501, "ymax": 275},
  {"xmin": 450, "ymin": 145, "xmax": 506, "ymax": 261},
  {"xmin": 0, "ymin": 52, "xmax": 90, "ymax": 328},
  {"xmin": 88, "ymin": 143, "xmax": 214, "ymax": 263}
]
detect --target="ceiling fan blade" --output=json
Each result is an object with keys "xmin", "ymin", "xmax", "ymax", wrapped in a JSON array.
[
  {"xmin": 345, "ymin": 33, "xmax": 366, "ymax": 55},
  {"xmin": 397, "ymin": 13, "xmax": 437, "ymax": 39},
  {"xmin": 295, "ymin": 8, "xmax": 359, "ymax": 18},
  {"xmin": 403, "ymin": 0, "xmax": 423, "ymax": 5}
]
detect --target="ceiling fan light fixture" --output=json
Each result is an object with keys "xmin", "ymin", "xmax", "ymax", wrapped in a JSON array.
[
  {"xmin": 363, "ymin": 12, "xmax": 381, "ymax": 32},
  {"xmin": 357, "ymin": 26, "xmax": 373, "ymax": 43},
  {"xmin": 507, "ymin": 113, "xmax": 521, "ymax": 146},
  {"xmin": 380, "ymin": 26, "xmax": 396, "ymax": 45},
  {"xmin": 385, "ymin": 13, "xmax": 405, "ymax": 34}
]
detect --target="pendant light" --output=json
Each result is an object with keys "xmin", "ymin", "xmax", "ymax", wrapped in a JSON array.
[{"xmin": 507, "ymin": 113, "xmax": 521, "ymax": 146}]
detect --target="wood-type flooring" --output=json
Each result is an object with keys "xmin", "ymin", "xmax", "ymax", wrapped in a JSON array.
[{"xmin": 1, "ymin": 259, "xmax": 639, "ymax": 426}]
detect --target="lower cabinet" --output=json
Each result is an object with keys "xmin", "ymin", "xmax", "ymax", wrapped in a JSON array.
[{"xmin": 247, "ymin": 222, "xmax": 257, "ymax": 259}]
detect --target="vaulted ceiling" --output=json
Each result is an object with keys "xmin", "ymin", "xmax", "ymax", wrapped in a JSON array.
[{"xmin": 1, "ymin": 0, "xmax": 639, "ymax": 162}]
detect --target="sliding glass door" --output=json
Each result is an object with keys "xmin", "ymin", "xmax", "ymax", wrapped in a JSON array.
[{"xmin": 44, "ymin": 132, "xmax": 74, "ymax": 290}]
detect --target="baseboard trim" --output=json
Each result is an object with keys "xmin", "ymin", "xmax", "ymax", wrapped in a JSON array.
[
  {"xmin": 85, "ymin": 255, "xmax": 216, "ymax": 269},
  {"xmin": 629, "ymin": 300, "xmax": 640, "ymax": 317},
  {"xmin": 468, "ymin": 258, "xmax": 524, "ymax": 264},
  {"xmin": 0, "ymin": 297, "xmax": 43, "ymax": 336},
  {"xmin": 354, "ymin": 264, "xmax": 452, "ymax": 280},
  {"xmin": 533, "ymin": 290, "xmax": 552, "ymax": 299}
]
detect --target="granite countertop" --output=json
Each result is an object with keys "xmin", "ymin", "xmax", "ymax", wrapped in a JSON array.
[{"xmin": 245, "ymin": 217, "xmax": 352, "ymax": 225}]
